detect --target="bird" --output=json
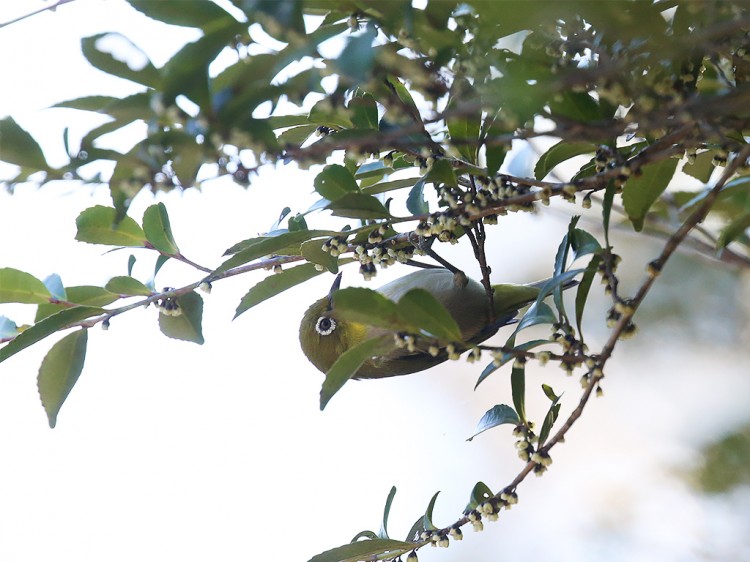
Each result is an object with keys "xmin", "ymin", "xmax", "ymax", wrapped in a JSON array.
[{"xmin": 299, "ymin": 267, "xmax": 573, "ymax": 379}]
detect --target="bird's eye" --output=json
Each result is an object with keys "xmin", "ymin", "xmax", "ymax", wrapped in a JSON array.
[{"xmin": 315, "ymin": 316, "xmax": 336, "ymax": 336}]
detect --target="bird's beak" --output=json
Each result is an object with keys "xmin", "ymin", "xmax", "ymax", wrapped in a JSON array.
[{"xmin": 327, "ymin": 272, "xmax": 343, "ymax": 310}]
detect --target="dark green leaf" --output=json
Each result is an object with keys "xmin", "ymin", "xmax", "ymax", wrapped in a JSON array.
[
  {"xmin": 127, "ymin": 255, "xmax": 136, "ymax": 276},
  {"xmin": 314, "ymin": 164, "xmax": 359, "ymax": 200},
  {"xmin": 379, "ymin": 486, "xmax": 397, "ymax": 540},
  {"xmin": 514, "ymin": 301, "xmax": 557, "ymax": 335},
  {"xmin": 320, "ymin": 336, "xmax": 394, "ymax": 410},
  {"xmin": 385, "ymin": 76, "xmax": 421, "ymax": 122},
  {"xmin": 467, "ymin": 404, "xmax": 520, "ymax": 441},
  {"xmin": 349, "ymin": 92, "xmax": 379, "ymax": 130},
  {"xmin": 398, "ymin": 289, "xmax": 463, "ymax": 341},
  {"xmin": 81, "ymin": 33, "xmax": 160, "ymax": 88},
  {"xmin": 143, "ymin": 203, "xmax": 180, "ymax": 255},
  {"xmin": 0, "ymin": 268, "xmax": 52, "ymax": 304},
  {"xmin": 622, "ymin": 158, "xmax": 679, "ymax": 231},
  {"xmin": 363, "ymin": 177, "xmax": 418, "ymax": 196},
  {"xmin": 602, "ymin": 179, "xmax": 616, "ymax": 246},
  {"xmin": 35, "ymin": 286, "xmax": 120, "ymax": 322},
  {"xmin": 541, "ymin": 383, "xmax": 559, "ymax": 401},
  {"xmin": 0, "ymin": 116, "xmax": 49, "ymax": 170},
  {"xmin": 538, "ymin": 390, "xmax": 562, "ymax": 447},
  {"xmin": 337, "ymin": 24, "xmax": 378, "ymax": 84},
  {"xmin": 423, "ymin": 491, "xmax": 441, "ymax": 531},
  {"xmin": 75, "ymin": 206, "xmax": 146, "ymax": 247},
  {"xmin": 0, "ymin": 307, "xmax": 102, "ymax": 365},
  {"xmin": 475, "ymin": 339, "xmax": 550, "ymax": 388},
  {"xmin": 105, "ymin": 276, "xmax": 152, "ymax": 296},
  {"xmin": 327, "ymin": 193, "xmax": 392, "ymax": 219},
  {"xmin": 126, "ymin": 0, "xmax": 234, "ymax": 28},
  {"xmin": 511, "ymin": 364, "xmax": 526, "ymax": 424},
  {"xmin": 158, "ymin": 291, "xmax": 204, "ymax": 344},
  {"xmin": 570, "ymin": 228, "xmax": 602, "ymax": 261},
  {"xmin": 534, "ymin": 141, "xmax": 597, "ymax": 181},
  {"xmin": 426, "ymin": 159, "xmax": 458, "ymax": 187},
  {"xmin": 234, "ymin": 263, "xmax": 324, "ymax": 318},
  {"xmin": 464, "ymin": 482, "xmax": 494, "ymax": 511},
  {"xmin": 307, "ymin": 538, "xmax": 414, "ymax": 562},
  {"xmin": 351, "ymin": 531, "xmax": 379, "ymax": 542},
  {"xmin": 547, "ymin": 91, "xmax": 602, "ymax": 123},
  {"xmin": 218, "ymin": 230, "xmax": 338, "ymax": 272},
  {"xmin": 683, "ymin": 150, "xmax": 718, "ymax": 183},
  {"xmin": 37, "ymin": 329, "xmax": 88, "ymax": 428}
]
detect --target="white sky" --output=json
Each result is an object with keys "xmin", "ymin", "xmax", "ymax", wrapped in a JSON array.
[{"xmin": 1, "ymin": 2, "xmax": 750, "ymax": 562}]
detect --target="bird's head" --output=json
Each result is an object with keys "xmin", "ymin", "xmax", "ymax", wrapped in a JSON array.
[{"xmin": 298, "ymin": 273, "xmax": 368, "ymax": 374}]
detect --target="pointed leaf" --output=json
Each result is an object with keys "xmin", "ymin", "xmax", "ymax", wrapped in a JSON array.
[
  {"xmin": 314, "ymin": 164, "xmax": 359, "ymax": 201},
  {"xmin": 0, "ymin": 307, "xmax": 101, "ymax": 365},
  {"xmin": 105, "ymin": 276, "xmax": 152, "ymax": 296},
  {"xmin": 717, "ymin": 211, "xmax": 750, "ymax": 249},
  {"xmin": 465, "ymin": 482, "xmax": 494, "ymax": 512},
  {"xmin": 234, "ymin": 263, "xmax": 324, "ymax": 318},
  {"xmin": 143, "ymin": 203, "xmax": 180, "ymax": 255},
  {"xmin": 534, "ymin": 141, "xmax": 597, "ymax": 180},
  {"xmin": 575, "ymin": 254, "xmax": 601, "ymax": 343},
  {"xmin": 0, "ymin": 268, "xmax": 52, "ymax": 304},
  {"xmin": 422, "ymin": 491, "xmax": 441, "ymax": 531},
  {"xmin": 126, "ymin": 0, "xmax": 234, "ymax": 29},
  {"xmin": 332, "ymin": 288, "xmax": 407, "ymax": 332},
  {"xmin": 538, "ymin": 387, "xmax": 563, "ymax": 447},
  {"xmin": 622, "ymin": 158, "xmax": 679, "ymax": 231},
  {"xmin": 307, "ymin": 538, "xmax": 414, "ymax": 562},
  {"xmin": 379, "ymin": 486, "xmax": 397, "ymax": 539},
  {"xmin": 0, "ymin": 116, "xmax": 49, "ymax": 170},
  {"xmin": 35, "ymin": 286, "xmax": 120, "ymax": 322},
  {"xmin": 75, "ymin": 206, "xmax": 146, "ymax": 247},
  {"xmin": 38, "ymin": 329, "xmax": 88, "ymax": 428},
  {"xmin": 218, "ymin": 230, "xmax": 338, "ymax": 272},
  {"xmin": 511, "ymin": 364, "xmax": 526, "ymax": 424},
  {"xmin": 327, "ymin": 193, "xmax": 392, "ymax": 219},
  {"xmin": 81, "ymin": 33, "xmax": 160, "ymax": 88},
  {"xmin": 158, "ymin": 291, "xmax": 204, "ymax": 344},
  {"xmin": 398, "ymin": 289, "xmax": 463, "ymax": 341},
  {"xmin": 467, "ymin": 404, "xmax": 520, "ymax": 441},
  {"xmin": 320, "ymin": 336, "xmax": 393, "ymax": 410},
  {"xmin": 474, "ymin": 339, "xmax": 550, "ymax": 388},
  {"xmin": 300, "ymin": 239, "xmax": 339, "ymax": 274},
  {"xmin": 406, "ymin": 177, "xmax": 429, "ymax": 215}
]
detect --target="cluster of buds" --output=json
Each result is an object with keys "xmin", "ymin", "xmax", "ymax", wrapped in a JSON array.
[
  {"xmin": 157, "ymin": 289, "xmax": 181, "ymax": 317},
  {"xmin": 321, "ymin": 236, "xmax": 349, "ymax": 257},
  {"xmin": 512, "ymin": 423, "xmax": 537, "ymax": 462},
  {"xmin": 531, "ymin": 450, "xmax": 553, "ymax": 475},
  {"xmin": 466, "ymin": 509, "xmax": 484, "ymax": 532},
  {"xmin": 314, "ymin": 125, "xmax": 334, "ymax": 137},
  {"xmin": 598, "ymin": 251, "xmax": 622, "ymax": 296}
]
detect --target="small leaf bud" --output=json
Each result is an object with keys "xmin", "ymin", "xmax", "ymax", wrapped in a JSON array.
[
  {"xmin": 407, "ymin": 551, "xmax": 418, "ymax": 562},
  {"xmin": 102, "ymin": 318, "xmax": 110, "ymax": 331},
  {"xmin": 273, "ymin": 264, "xmax": 283, "ymax": 274},
  {"xmin": 198, "ymin": 281, "xmax": 212, "ymax": 294},
  {"xmin": 449, "ymin": 526, "xmax": 463, "ymax": 540}
]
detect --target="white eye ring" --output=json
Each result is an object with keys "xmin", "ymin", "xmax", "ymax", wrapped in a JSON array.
[{"xmin": 315, "ymin": 316, "xmax": 336, "ymax": 336}]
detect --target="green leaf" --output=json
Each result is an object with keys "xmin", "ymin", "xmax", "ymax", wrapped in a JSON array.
[
  {"xmin": 234, "ymin": 263, "xmax": 324, "ymax": 318},
  {"xmin": 81, "ymin": 33, "xmax": 160, "ymax": 88},
  {"xmin": 514, "ymin": 301, "xmax": 557, "ymax": 335},
  {"xmin": 717, "ymin": 211, "xmax": 750, "ymax": 249},
  {"xmin": 447, "ymin": 78, "xmax": 481, "ymax": 163},
  {"xmin": 362, "ymin": 177, "xmax": 417, "ymax": 196},
  {"xmin": 158, "ymin": 291, "xmax": 204, "ymax": 344},
  {"xmin": 683, "ymin": 150, "xmax": 718, "ymax": 183},
  {"xmin": 218, "ymin": 230, "xmax": 338, "ymax": 272},
  {"xmin": 602, "ymin": 179, "xmax": 616, "ymax": 246},
  {"xmin": 0, "ymin": 316, "xmax": 19, "ymax": 339},
  {"xmin": 511, "ymin": 363, "xmax": 526, "ymax": 424},
  {"xmin": 337, "ymin": 23, "xmax": 378, "ymax": 84},
  {"xmin": 534, "ymin": 141, "xmax": 597, "ymax": 181},
  {"xmin": 75, "ymin": 206, "xmax": 146, "ymax": 247},
  {"xmin": 385, "ymin": 76, "xmax": 421, "ymax": 122},
  {"xmin": 548, "ymin": 91, "xmax": 602, "ymax": 122},
  {"xmin": 467, "ymin": 404, "xmax": 520, "ymax": 441},
  {"xmin": 398, "ymin": 289, "xmax": 463, "ymax": 341},
  {"xmin": 422, "ymin": 491, "xmax": 441, "ymax": 531},
  {"xmin": 314, "ymin": 164, "xmax": 360, "ymax": 200},
  {"xmin": 0, "ymin": 268, "xmax": 52, "ymax": 304},
  {"xmin": 425, "ymin": 159, "xmax": 458, "ymax": 187},
  {"xmin": 538, "ymin": 388, "xmax": 562, "ymax": 447},
  {"xmin": 143, "ymin": 203, "xmax": 180, "ymax": 255},
  {"xmin": 105, "ymin": 276, "xmax": 152, "ymax": 296},
  {"xmin": 0, "ymin": 307, "xmax": 102, "ymax": 365},
  {"xmin": 307, "ymin": 538, "xmax": 414, "ymax": 562},
  {"xmin": 575, "ymin": 254, "xmax": 601, "ymax": 344},
  {"xmin": 37, "ymin": 329, "xmax": 88, "ymax": 428},
  {"xmin": 0, "ymin": 116, "xmax": 49, "ymax": 170},
  {"xmin": 406, "ymin": 178, "xmax": 429, "ymax": 215},
  {"xmin": 327, "ymin": 193, "xmax": 392, "ymax": 219},
  {"xmin": 126, "ymin": 0, "xmax": 234, "ymax": 28},
  {"xmin": 622, "ymin": 158, "xmax": 679, "ymax": 231},
  {"xmin": 349, "ymin": 92, "xmax": 379, "ymax": 130},
  {"xmin": 570, "ymin": 228, "xmax": 602, "ymax": 261},
  {"xmin": 464, "ymin": 481, "xmax": 494, "ymax": 511},
  {"xmin": 35, "ymin": 286, "xmax": 120, "ymax": 322},
  {"xmin": 300, "ymin": 239, "xmax": 339, "ymax": 274},
  {"xmin": 320, "ymin": 336, "xmax": 393, "ymax": 410},
  {"xmin": 379, "ymin": 486, "xmax": 397, "ymax": 540}
]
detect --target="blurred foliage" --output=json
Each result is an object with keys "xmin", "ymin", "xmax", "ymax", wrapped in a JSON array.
[
  {"xmin": 695, "ymin": 424, "xmax": 750, "ymax": 493},
  {"xmin": 2, "ymin": 1, "xmax": 750, "ymax": 560}
]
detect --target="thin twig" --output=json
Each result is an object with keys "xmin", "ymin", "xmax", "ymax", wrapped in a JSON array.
[{"xmin": 0, "ymin": 0, "xmax": 76, "ymax": 29}]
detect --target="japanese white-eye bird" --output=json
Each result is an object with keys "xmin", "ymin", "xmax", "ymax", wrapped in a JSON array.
[{"xmin": 299, "ymin": 267, "xmax": 571, "ymax": 379}]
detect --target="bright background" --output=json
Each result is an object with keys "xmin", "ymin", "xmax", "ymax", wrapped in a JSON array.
[{"xmin": 1, "ymin": 2, "xmax": 749, "ymax": 561}]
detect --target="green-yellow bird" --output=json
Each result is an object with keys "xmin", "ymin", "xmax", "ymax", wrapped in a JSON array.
[{"xmin": 299, "ymin": 267, "xmax": 569, "ymax": 379}]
